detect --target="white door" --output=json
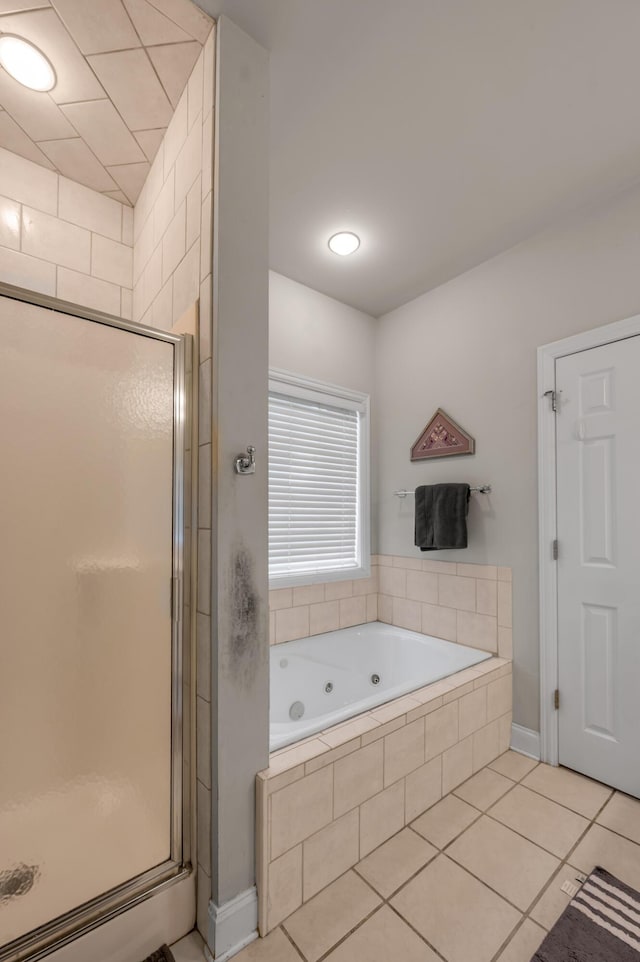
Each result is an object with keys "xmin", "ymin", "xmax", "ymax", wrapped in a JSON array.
[{"xmin": 556, "ymin": 336, "xmax": 640, "ymax": 798}]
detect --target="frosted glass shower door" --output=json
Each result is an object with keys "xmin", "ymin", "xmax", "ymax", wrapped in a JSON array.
[{"xmin": 0, "ymin": 293, "xmax": 183, "ymax": 952}]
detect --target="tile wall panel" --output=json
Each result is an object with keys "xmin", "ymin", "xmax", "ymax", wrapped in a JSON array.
[
  {"xmin": 0, "ymin": 146, "xmax": 132, "ymax": 315},
  {"xmin": 256, "ymin": 658, "xmax": 513, "ymax": 934},
  {"xmin": 268, "ymin": 555, "xmax": 512, "ymax": 659}
]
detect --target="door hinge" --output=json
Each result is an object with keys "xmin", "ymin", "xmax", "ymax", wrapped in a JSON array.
[
  {"xmin": 543, "ymin": 389, "xmax": 558, "ymax": 413},
  {"xmin": 552, "ymin": 539, "xmax": 559, "ymax": 561},
  {"xmin": 554, "ymin": 689, "xmax": 560, "ymax": 710}
]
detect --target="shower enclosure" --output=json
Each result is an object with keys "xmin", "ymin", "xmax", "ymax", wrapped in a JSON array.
[{"xmin": 0, "ymin": 284, "xmax": 191, "ymax": 961}]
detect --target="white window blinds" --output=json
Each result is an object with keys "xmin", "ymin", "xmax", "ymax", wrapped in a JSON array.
[{"xmin": 269, "ymin": 382, "xmax": 366, "ymax": 581}]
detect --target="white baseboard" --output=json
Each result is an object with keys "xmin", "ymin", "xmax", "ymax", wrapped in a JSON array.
[
  {"xmin": 511, "ymin": 723, "xmax": 541, "ymax": 760},
  {"xmin": 206, "ymin": 886, "xmax": 258, "ymax": 960}
]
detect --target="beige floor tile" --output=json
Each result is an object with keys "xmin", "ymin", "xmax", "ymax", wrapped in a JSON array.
[
  {"xmin": 283, "ymin": 870, "xmax": 381, "ymax": 962},
  {"xmin": 529, "ymin": 864, "xmax": 583, "ymax": 931},
  {"xmin": 489, "ymin": 750, "xmax": 538, "ymax": 782},
  {"xmin": 488, "ymin": 784, "xmax": 589, "ymax": 857},
  {"xmin": 324, "ymin": 905, "xmax": 440, "ymax": 962},
  {"xmin": 596, "ymin": 791, "xmax": 640, "ymax": 845},
  {"xmin": 495, "ymin": 918, "xmax": 546, "ymax": 962},
  {"xmin": 570, "ymin": 824, "xmax": 640, "ymax": 890},
  {"xmin": 447, "ymin": 815, "xmax": 559, "ymax": 910},
  {"xmin": 233, "ymin": 927, "xmax": 301, "ymax": 962},
  {"xmin": 454, "ymin": 767, "xmax": 514, "ymax": 811},
  {"xmin": 169, "ymin": 931, "xmax": 206, "ymax": 962},
  {"xmin": 411, "ymin": 794, "xmax": 479, "ymax": 849},
  {"xmin": 521, "ymin": 764, "xmax": 612, "ymax": 819},
  {"xmin": 391, "ymin": 855, "xmax": 520, "ymax": 962},
  {"xmin": 356, "ymin": 827, "xmax": 437, "ymax": 898}
]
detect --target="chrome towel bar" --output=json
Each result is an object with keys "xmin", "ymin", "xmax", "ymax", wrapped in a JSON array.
[{"xmin": 393, "ymin": 484, "xmax": 491, "ymax": 498}]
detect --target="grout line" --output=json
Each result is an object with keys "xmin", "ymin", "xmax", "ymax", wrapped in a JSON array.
[
  {"xmin": 482, "ymin": 804, "xmax": 584, "ymax": 861},
  {"xmin": 438, "ymin": 847, "xmax": 545, "ymax": 917},
  {"xmin": 279, "ymin": 924, "xmax": 307, "ymax": 961},
  {"xmin": 488, "ymin": 913, "xmax": 531, "ymax": 962},
  {"xmin": 485, "ymin": 790, "xmax": 615, "ymax": 961},
  {"xmin": 508, "ymin": 776, "xmax": 611, "ymax": 820},
  {"xmin": 311, "ymin": 901, "xmax": 382, "ymax": 962},
  {"xmin": 386, "ymin": 901, "xmax": 448, "ymax": 962},
  {"xmin": 560, "ymin": 787, "xmax": 617, "ymax": 867}
]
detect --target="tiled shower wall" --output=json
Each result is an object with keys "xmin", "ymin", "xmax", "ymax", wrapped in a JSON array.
[
  {"xmin": 0, "ymin": 146, "xmax": 132, "ymax": 315},
  {"xmin": 132, "ymin": 37, "xmax": 213, "ymax": 336},
  {"xmin": 269, "ymin": 555, "xmax": 512, "ymax": 659},
  {"xmin": 130, "ymin": 27, "xmax": 216, "ymax": 941}
]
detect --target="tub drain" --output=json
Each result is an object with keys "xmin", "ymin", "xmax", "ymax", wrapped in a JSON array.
[
  {"xmin": 289, "ymin": 700, "xmax": 305, "ymax": 721},
  {"xmin": 324, "ymin": 682, "xmax": 333, "ymax": 694},
  {"xmin": 370, "ymin": 673, "xmax": 381, "ymax": 685}
]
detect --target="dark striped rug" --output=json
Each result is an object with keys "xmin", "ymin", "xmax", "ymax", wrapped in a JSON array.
[{"xmin": 532, "ymin": 866, "xmax": 640, "ymax": 961}]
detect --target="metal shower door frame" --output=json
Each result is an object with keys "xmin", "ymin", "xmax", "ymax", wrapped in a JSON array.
[{"xmin": 0, "ymin": 282, "xmax": 192, "ymax": 962}]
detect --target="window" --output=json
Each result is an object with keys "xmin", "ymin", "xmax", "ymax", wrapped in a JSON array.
[{"xmin": 268, "ymin": 370, "xmax": 370, "ymax": 587}]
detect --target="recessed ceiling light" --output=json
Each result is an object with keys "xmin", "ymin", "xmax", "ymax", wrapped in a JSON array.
[
  {"xmin": 0, "ymin": 35, "xmax": 56, "ymax": 92},
  {"xmin": 328, "ymin": 231, "xmax": 360, "ymax": 256}
]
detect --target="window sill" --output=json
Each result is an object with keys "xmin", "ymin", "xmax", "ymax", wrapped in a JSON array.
[{"xmin": 269, "ymin": 562, "xmax": 371, "ymax": 591}]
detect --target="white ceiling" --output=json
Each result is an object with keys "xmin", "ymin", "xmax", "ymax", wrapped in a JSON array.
[
  {"xmin": 0, "ymin": 0, "xmax": 213, "ymax": 203},
  {"xmin": 198, "ymin": 0, "xmax": 640, "ymax": 316}
]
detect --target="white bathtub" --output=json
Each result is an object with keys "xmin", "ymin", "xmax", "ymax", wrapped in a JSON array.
[{"xmin": 270, "ymin": 621, "xmax": 492, "ymax": 750}]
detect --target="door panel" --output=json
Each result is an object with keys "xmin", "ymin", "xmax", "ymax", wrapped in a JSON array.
[
  {"xmin": 581, "ymin": 603, "xmax": 616, "ymax": 739},
  {"xmin": 556, "ymin": 338, "xmax": 640, "ymax": 797},
  {"xmin": 0, "ymin": 296, "xmax": 177, "ymax": 947}
]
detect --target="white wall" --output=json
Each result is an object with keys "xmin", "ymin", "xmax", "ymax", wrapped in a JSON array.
[
  {"xmin": 269, "ymin": 270, "xmax": 378, "ymax": 553},
  {"xmin": 0, "ymin": 147, "xmax": 132, "ymax": 316},
  {"xmin": 376, "ymin": 180, "xmax": 640, "ymax": 732},
  {"xmin": 207, "ymin": 18, "xmax": 269, "ymax": 955},
  {"xmin": 269, "ymin": 270, "xmax": 376, "ymax": 395}
]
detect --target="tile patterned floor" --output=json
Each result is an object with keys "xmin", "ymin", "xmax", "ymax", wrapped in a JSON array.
[
  {"xmin": 170, "ymin": 930, "xmax": 207, "ymax": 962},
  {"xmin": 232, "ymin": 751, "xmax": 640, "ymax": 962}
]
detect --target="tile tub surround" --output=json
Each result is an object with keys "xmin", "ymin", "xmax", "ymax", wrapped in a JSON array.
[
  {"xmin": 242, "ymin": 756, "xmax": 635, "ymax": 962},
  {"xmin": 269, "ymin": 556, "xmax": 512, "ymax": 660},
  {"xmin": 256, "ymin": 656, "xmax": 512, "ymax": 934},
  {"xmin": 269, "ymin": 570, "xmax": 379, "ymax": 645}
]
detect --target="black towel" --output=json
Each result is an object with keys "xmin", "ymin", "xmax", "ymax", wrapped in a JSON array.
[{"xmin": 414, "ymin": 483, "xmax": 470, "ymax": 551}]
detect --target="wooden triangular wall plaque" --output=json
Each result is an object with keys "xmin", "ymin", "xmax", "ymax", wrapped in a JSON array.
[{"xmin": 411, "ymin": 408, "xmax": 475, "ymax": 461}]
